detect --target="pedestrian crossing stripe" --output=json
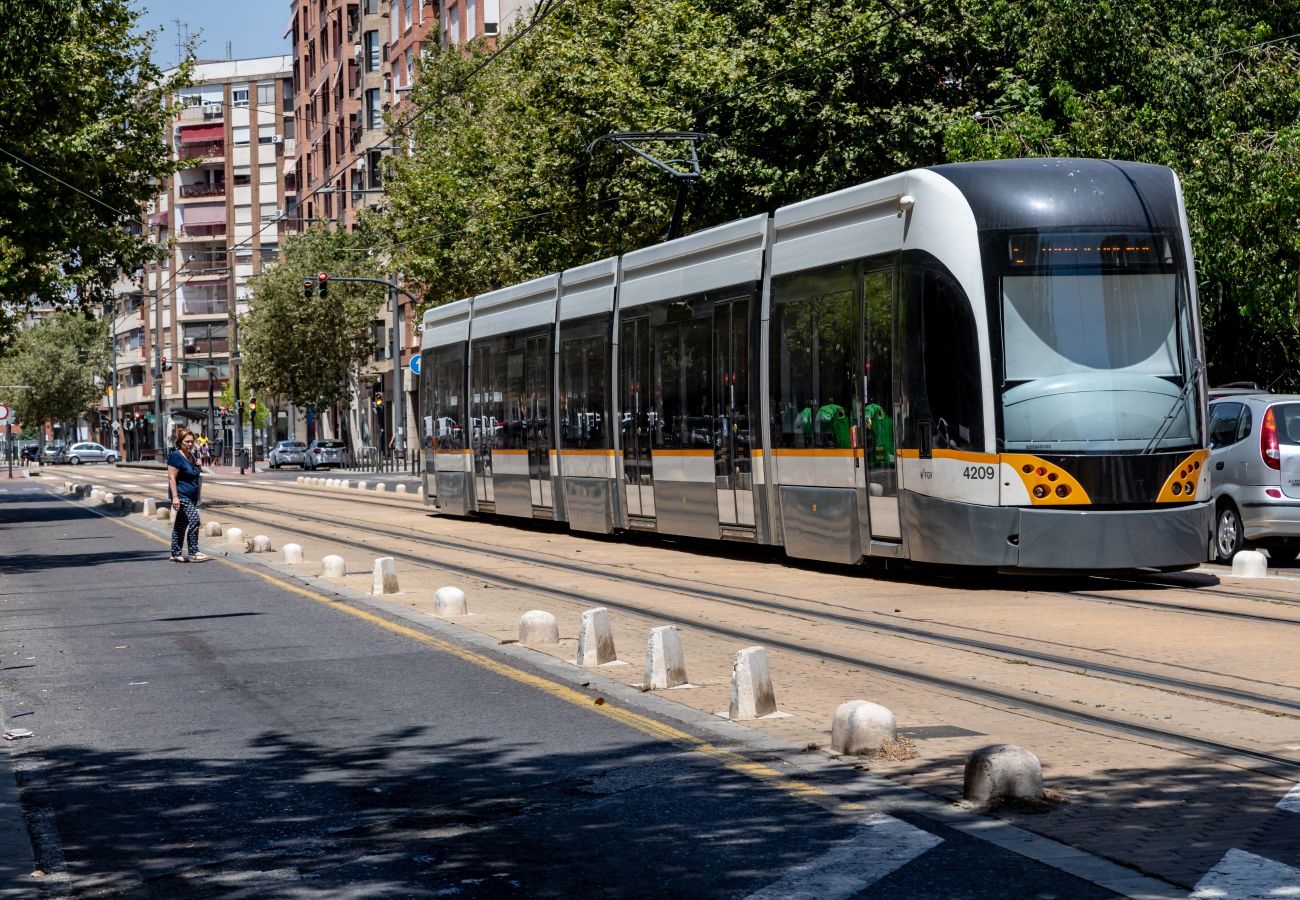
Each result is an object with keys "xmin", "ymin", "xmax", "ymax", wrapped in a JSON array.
[
  {"xmin": 1277, "ymin": 783, "xmax": 1300, "ymax": 813},
  {"xmin": 1192, "ymin": 848, "xmax": 1300, "ymax": 899}
]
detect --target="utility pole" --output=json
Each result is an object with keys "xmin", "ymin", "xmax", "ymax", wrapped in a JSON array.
[
  {"xmin": 227, "ymin": 246, "xmax": 244, "ymax": 473},
  {"xmin": 154, "ymin": 224, "xmax": 166, "ymax": 455},
  {"xmin": 107, "ymin": 301, "xmax": 119, "ymax": 455}
]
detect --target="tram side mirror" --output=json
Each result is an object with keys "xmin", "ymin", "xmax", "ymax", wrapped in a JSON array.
[{"xmin": 919, "ymin": 419, "xmax": 933, "ymax": 460}]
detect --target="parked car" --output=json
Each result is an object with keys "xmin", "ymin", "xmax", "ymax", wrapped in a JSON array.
[
  {"xmin": 20, "ymin": 445, "xmax": 40, "ymax": 462},
  {"xmin": 1207, "ymin": 392, "xmax": 1300, "ymax": 564},
  {"xmin": 268, "ymin": 440, "xmax": 308, "ymax": 469},
  {"xmin": 57, "ymin": 441, "xmax": 118, "ymax": 465},
  {"xmin": 304, "ymin": 439, "xmax": 346, "ymax": 470},
  {"xmin": 39, "ymin": 444, "xmax": 65, "ymax": 463}
]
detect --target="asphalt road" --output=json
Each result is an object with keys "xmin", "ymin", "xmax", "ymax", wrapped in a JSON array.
[{"xmin": 0, "ymin": 483, "xmax": 1122, "ymax": 898}]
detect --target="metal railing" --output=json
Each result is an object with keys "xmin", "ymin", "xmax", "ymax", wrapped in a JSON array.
[{"xmin": 341, "ymin": 447, "xmax": 421, "ymax": 475}]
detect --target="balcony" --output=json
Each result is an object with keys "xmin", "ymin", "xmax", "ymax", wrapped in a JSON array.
[
  {"xmin": 178, "ymin": 141, "xmax": 225, "ymax": 160},
  {"xmin": 178, "ymin": 104, "xmax": 225, "ymax": 124},
  {"xmin": 184, "ymin": 337, "xmax": 230, "ymax": 355},
  {"xmin": 179, "ymin": 182, "xmax": 226, "ymax": 199},
  {"xmin": 179, "ymin": 223, "xmax": 227, "ymax": 239},
  {"xmin": 180, "ymin": 299, "xmax": 230, "ymax": 317},
  {"xmin": 185, "ymin": 376, "xmax": 229, "ymax": 394}
]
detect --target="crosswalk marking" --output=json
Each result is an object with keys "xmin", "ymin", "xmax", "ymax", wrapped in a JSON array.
[
  {"xmin": 1277, "ymin": 783, "xmax": 1300, "ymax": 813},
  {"xmin": 1192, "ymin": 848, "xmax": 1300, "ymax": 899},
  {"xmin": 743, "ymin": 814, "xmax": 942, "ymax": 900}
]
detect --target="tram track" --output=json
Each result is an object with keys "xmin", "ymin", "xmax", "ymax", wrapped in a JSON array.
[{"xmin": 188, "ymin": 490, "xmax": 1300, "ymax": 779}]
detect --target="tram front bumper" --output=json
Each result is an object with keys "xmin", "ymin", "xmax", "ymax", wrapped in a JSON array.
[{"xmin": 903, "ymin": 493, "xmax": 1213, "ymax": 570}]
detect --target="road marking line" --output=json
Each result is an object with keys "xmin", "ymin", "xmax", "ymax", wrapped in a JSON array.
[
  {"xmin": 1278, "ymin": 783, "xmax": 1300, "ymax": 813},
  {"xmin": 1191, "ymin": 848, "xmax": 1300, "ymax": 899},
  {"xmin": 104, "ymin": 515, "xmax": 844, "ymax": 811},
  {"xmin": 743, "ymin": 813, "xmax": 942, "ymax": 899}
]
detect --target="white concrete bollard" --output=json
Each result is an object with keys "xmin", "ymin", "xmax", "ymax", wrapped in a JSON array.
[
  {"xmin": 1233, "ymin": 549, "xmax": 1268, "ymax": 578},
  {"xmin": 141, "ymin": 498, "xmax": 156, "ymax": 517},
  {"xmin": 519, "ymin": 610, "xmax": 559, "ymax": 646},
  {"xmin": 644, "ymin": 625, "xmax": 688, "ymax": 690},
  {"xmin": 831, "ymin": 700, "xmax": 897, "ymax": 755},
  {"xmin": 374, "ymin": 482, "xmax": 386, "ymax": 492},
  {"xmin": 372, "ymin": 557, "xmax": 399, "ymax": 595},
  {"xmin": 729, "ymin": 646, "xmax": 777, "ymax": 720},
  {"xmin": 250, "ymin": 535, "xmax": 272, "ymax": 553},
  {"xmin": 282, "ymin": 543, "xmax": 304, "ymax": 564},
  {"xmin": 204, "ymin": 521, "xmax": 222, "ymax": 537},
  {"xmin": 340, "ymin": 480, "xmax": 352, "ymax": 490},
  {"xmin": 576, "ymin": 607, "xmax": 617, "ymax": 667},
  {"xmin": 90, "ymin": 489, "xmax": 102, "ymax": 502},
  {"xmin": 395, "ymin": 484, "xmax": 408, "ymax": 494},
  {"xmin": 434, "ymin": 586, "xmax": 467, "ymax": 616},
  {"xmin": 102, "ymin": 492, "xmax": 116, "ymax": 505},
  {"xmin": 295, "ymin": 476, "xmax": 304, "ymax": 484},
  {"xmin": 224, "ymin": 527, "xmax": 245, "ymax": 547},
  {"xmin": 321, "ymin": 554, "xmax": 346, "ymax": 577},
  {"xmin": 963, "ymin": 744, "xmax": 1044, "ymax": 804},
  {"xmin": 156, "ymin": 506, "xmax": 171, "ymax": 521}
]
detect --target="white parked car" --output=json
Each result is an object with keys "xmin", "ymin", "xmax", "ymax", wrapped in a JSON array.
[{"xmin": 58, "ymin": 442, "xmax": 118, "ymax": 465}]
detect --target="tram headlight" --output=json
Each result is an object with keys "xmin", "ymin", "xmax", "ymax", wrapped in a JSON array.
[
  {"xmin": 1172, "ymin": 482, "xmax": 1182, "ymax": 496},
  {"xmin": 1055, "ymin": 484, "xmax": 1071, "ymax": 498},
  {"xmin": 1033, "ymin": 484, "xmax": 1049, "ymax": 499}
]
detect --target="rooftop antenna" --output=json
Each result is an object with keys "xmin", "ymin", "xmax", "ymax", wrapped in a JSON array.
[
  {"xmin": 225, "ymin": 41, "xmax": 233, "ymax": 61},
  {"xmin": 172, "ymin": 19, "xmax": 189, "ymax": 63}
]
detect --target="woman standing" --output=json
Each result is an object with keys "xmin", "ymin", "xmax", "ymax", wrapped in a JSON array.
[{"xmin": 167, "ymin": 430, "xmax": 210, "ymax": 563}]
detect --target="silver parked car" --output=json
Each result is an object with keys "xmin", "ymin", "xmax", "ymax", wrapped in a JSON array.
[
  {"xmin": 58, "ymin": 441, "xmax": 118, "ymax": 465},
  {"xmin": 268, "ymin": 440, "xmax": 307, "ymax": 468},
  {"xmin": 304, "ymin": 439, "xmax": 346, "ymax": 470},
  {"xmin": 1207, "ymin": 392, "xmax": 1300, "ymax": 564}
]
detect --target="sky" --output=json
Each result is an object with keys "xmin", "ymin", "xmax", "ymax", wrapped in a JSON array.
[{"xmin": 133, "ymin": 0, "xmax": 292, "ymax": 69}]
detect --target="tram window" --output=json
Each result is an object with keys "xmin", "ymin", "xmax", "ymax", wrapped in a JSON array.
[
  {"xmin": 429, "ymin": 344, "xmax": 465, "ymax": 451},
  {"xmin": 559, "ymin": 316, "xmax": 608, "ymax": 450},
  {"xmin": 899, "ymin": 255, "xmax": 984, "ymax": 452},
  {"xmin": 653, "ymin": 299, "xmax": 714, "ymax": 450},
  {"xmin": 771, "ymin": 264, "xmax": 857, "ymax": 449}
]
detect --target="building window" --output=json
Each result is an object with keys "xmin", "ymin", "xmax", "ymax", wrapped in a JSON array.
[
  {"xmin": 405, "ymin": 49, "xmax": 414, "ymax": 86},
  {"xmin": 257, "ymin": 123, "xmax": 278, "ymax": 144},
  {"xmin": 232, "ymin": 85, "xmax": 249, "ymax": 107},
  {"xmin": 467, "ymin": 0, "xmax": 476, "ymax": 40},
  {"xmin": 259, "ymin": 163, "xmax": 277, "ymax": 184},
  {"xmin": 364, "ymin": 0, "xmax": 378, "ymax": 12},
  {"xmin": 449, "ymin": 3, "xmax": 460, "ymax": 44},
  {"xmin": 404, "ymin": 0, "xmax": 413, "ymax": 31},
  {"xmin": 365, "ymin": 88, "xmax": 381, "ymax": 130},
  {"xmin": 364, "ymin": 30, "xmax": 380, "ymax": 72},
  {"xmin": 260, "ymin": 202, "xmax": 280, "ymax": 221},
  {"xmin": 232, "ymin": 126, "xmax": 250, "ymax": 146},
  {"xmin": 257, "ymin": 81, "xmax": 275, "ymax": 105},
  {"xmin": 282, "ymin": 117, "xmax": 296, "ymax": 140},
  {"xmin": 233, "ymin": 166, "xmax": 251, "ymax": 186}
]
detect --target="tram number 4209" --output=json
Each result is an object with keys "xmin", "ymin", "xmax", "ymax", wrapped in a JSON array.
[{"xmin": 963, "ymin": 465, "xmax": 997, "ymax": 480}]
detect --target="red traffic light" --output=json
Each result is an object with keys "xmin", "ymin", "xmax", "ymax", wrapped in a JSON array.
[
  {"xmin": 317, "ymin": 271, "xmax": 329, "ymax": 299},
  {"xmin": 318, "ymin": 272, "xmax": 328, "ymax": 282}
]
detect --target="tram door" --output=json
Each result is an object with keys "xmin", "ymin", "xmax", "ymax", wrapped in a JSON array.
[
  {"xmin": 620, "ymin": 317, "xmax": 654, "ymax": 518},
  {"xmin": 859, "ymin": 269, "xmax": 900, "ymax": 540},
  {"xmin": 524, "ymin": 332, "xmax": 553, "ymax": 508},
  {"xmin": 470, "ymin": 343, "xmax": 495, "ymax": 505},
  {"xmin": 714, "ymin": 299, "xmax": 755, "ymax": 526}
]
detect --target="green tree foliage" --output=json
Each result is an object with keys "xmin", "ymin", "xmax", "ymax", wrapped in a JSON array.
[
  {"xmin": 0, "ymin": 0, "xmax": 190, "ymax": 340},
  {"xmin": 216, "ymin": 382, "xmax": 271, "ymax": 430},
  {"xmin": 0, "ymin": 312, "xmax": 111, "ymax": 429},
  {"xmin": 384, "ymin": 0, "xmax": 1300, "ymax": 387},
  {"xmin": 241, "ymin": 227, "xmax": 387, "ymax": 413}
]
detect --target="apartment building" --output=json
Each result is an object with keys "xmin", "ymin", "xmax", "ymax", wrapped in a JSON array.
[{"xmin": 105, "ymin": 56, "xmax": 297, "ymax": 462}]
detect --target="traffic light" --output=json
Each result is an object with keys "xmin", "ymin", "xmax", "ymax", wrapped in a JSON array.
[
  {"xmin": 303, "ymin": 278, "xmax": 314, "ymax": 299},
  {"xmin": 318, "ymin": 272, "xmax": 329, "ymax": 299},
  {"xmin": 374, "ymin": 390, "xmax": 383, "ymax": 409},
  {"xmin": 249, "ymin": 396, "xmax": 258, "ymax": 415},
  {"xmin": 161, "ymin": 354, "xmax": 171, "ymax": 372}
]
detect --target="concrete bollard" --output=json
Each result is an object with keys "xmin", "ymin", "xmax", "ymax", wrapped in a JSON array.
[
  {"xmin": 374, "ymin": 482, "xmax": 386, "ymax": 492},
  {"xmin": 140, "ymin": 498, "xmax": 156, "ymax": 516},
  {"xmin": 519, "ymin": 610, "xmax": 559, "ymax": 646},
  {"xmin": 434, "ymin": 586, "xmax": 467, "ymax": 616},
  {"xmin": 395, "ymin": 484, "xmax": 407, "ymax": 494},
  {"xmin": 204, "ymin": 521, "xmax": 222, "ymax": 537},
  {"xmin": 156, "ymin": 506, "xmax": 171, "ymax": 521},
  {"xmin": 964, "ymin": 744, "xmax": 1044, "ymax": 804},
  {"xmin": 131, "ymin": 499, "xmax": 144, "ymax": 513},
  {"xmin": 116, "ymin": 495, "xmax": 132, "ymax": 511},
  {"xmin": 90, "ymin": 489, "xmax": 102, "ymax": 502},
  {"xmin": 372, "ymin": 557, "xmax": 399, "ymax": 595},
  {"xmin": 576, "ymin": 607, "xmax": 617, "ymax": 667},
  {"xmin": 321, "ymin": 555, "xmax": 346, "ymax": 577},
  {"xmin": 340, "ymin": 480, "xmax": 352, "ymax": 490},
  {"xmin": 831, "ymin": 700, "xmax": 896, "ymax": 755},
  {"xmin": 75, "ymin": 484, "xmax": 90, "ymax": 498},
  {"xmin": 729, "ymin": 646, "xmax": 777, "ymax": 720},
  {"xmin": 224, "ymin": 527, "xmax": 244, "ymax": 547},
  {"xmin": 644, "ymin": 625, "xmax": 688, "ymax": 690},
  {"xmin": 282, "ymin": 543, "xmax": 304, "ymax": 564},
  {"xmin": 1233, "ymin": 549, "xmax": 1268, "ymax": 578},
  {"xmin": 250, "ymin": 535, "xmax": 272, "ymax": 553},
  {"xmin": 102, "ymin": 492, "xmax": 116, "ymax": 505},
  {"xmin": 295, "ymin": 476, "xmax": 304, "ymax": 484}
]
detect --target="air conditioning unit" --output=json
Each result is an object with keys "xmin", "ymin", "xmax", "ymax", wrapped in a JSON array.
[
  {"xmin": 269, "ymin": 134, "xmax": 284, "ymax": 144},
  {"xmin": 355, "ymin": 158, "xmax": 367, "ymax": 171},
  {"xmin": 354, "ymin": 43, "xmax": 362, "ymax": 59},
  {"xmin": 202, "ymin": 102, "xmax": 222, "ymax": 116}
]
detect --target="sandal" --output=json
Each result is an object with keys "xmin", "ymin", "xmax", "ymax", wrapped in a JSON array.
[
  {"xmin": 169, "ymin": 555, "xmax": 188, "ymax": 563},
  {"xmin": 190, "ymin": 553, "xmax": 211, "ymax": 562}
]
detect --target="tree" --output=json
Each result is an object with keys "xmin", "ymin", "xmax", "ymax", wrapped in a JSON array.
[
  {"xmin": 382, "ymin": 0, "xmax": 1300, "ymax": 389},
  {"xmin": 216, "ymin": 382, "xmax": 271, "ymax": 431},
  {"xmin": 0, "ymin": 1, "xmax": 190, "ymax": 343},
  {"xmin": 240, "ymin": 227, "xmax": 387, "ymax": 415},
  {"xmin": 0, "ymin": 312, "xmax": 111, "ymax": 433}
]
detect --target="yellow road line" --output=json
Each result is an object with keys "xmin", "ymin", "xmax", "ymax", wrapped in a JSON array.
[{"xmin": 103, "ymin": 509, "xmax": 849, "ymax": 811}]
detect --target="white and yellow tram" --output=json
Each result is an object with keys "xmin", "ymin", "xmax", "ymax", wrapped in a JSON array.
[{"xmin": 418, "ymin": 158, "xmax": 1211, "ymax": 570}]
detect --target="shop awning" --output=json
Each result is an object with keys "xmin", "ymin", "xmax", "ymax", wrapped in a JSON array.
[
  {"xmin": 182, "ymin": 204, "xmax": 225, "ymax": 226},
  {"xmin": 179, "ymin": 124, "xmax": 224, "ymax": 144},
  {"xmin": 148, "ymin": 210, "xmax": 169, "ymax": 227},
  {"xmin": 282, "ymin": 155, "xmax": 297, "ymax": 178},
  {"xmin": 182, "ymin": 275, "xmax": 228, "ymax": 285}
]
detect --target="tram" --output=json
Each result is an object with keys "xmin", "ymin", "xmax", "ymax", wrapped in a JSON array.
[{"xmin": 418, "ymin": 158, "xmax": 1212, "ymax": 570}]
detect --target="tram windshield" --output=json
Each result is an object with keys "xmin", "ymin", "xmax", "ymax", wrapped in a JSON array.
[{"xmin": 998, "ymin": 230, "xmax": 1198, "ymax": 453}]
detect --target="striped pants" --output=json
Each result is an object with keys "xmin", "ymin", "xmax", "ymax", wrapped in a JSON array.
[{"xmin": 170, "ymin": 497, "xmax": 201, "ymax": 557}]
